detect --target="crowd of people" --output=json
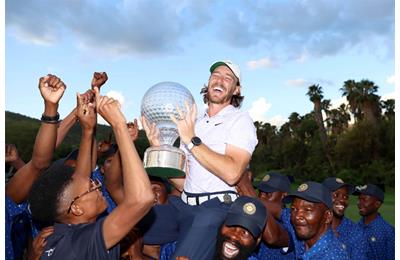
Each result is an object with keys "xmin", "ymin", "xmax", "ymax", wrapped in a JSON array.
[{"xmin": 5, "ymin": 61, "xmax": 395, "ymax": 260}]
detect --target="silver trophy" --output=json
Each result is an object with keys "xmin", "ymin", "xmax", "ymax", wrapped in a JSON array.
[{"xmin": 141, "ymin": 82, "xmax": 195, "ymax": 177}]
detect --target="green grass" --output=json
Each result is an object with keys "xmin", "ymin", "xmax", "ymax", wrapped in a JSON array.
[{"xmin": 345, "ymin": 187, "xmax": 395, "ymax": 226}]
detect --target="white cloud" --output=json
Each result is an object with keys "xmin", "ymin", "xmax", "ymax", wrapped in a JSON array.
[
  {"xmin": 246, "ymin": 58, "xmax": 276, "ymax": 70},
  {"xmin": 105, "ymin": 90, "xmax": 125, "ymax": 107},
  {"xmin": 247, "ymin": 97, "xmax": 286, "ymax": 127},
  {"xmin": 97, "ymin": 90, "xmax": 126, "ymax": 125},
  {"xmin": 286, "ymin": 78, "xmax": 308, "ymax": 87},
  {"xmin": 385, "ymin": 74, "xmax": 395, "ymax": 85},
  {"xmin": 248, "ymin": 97, "xmax": 272, "ymax": 122}
]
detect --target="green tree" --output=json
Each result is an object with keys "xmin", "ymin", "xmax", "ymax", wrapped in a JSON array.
[{"xmin": 306, "ymin": 84, "xmax": 335, "ymax": 172}]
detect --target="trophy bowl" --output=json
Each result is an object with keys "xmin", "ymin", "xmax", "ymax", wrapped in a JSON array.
[{"xmin": 141, "ymin": 81, "xmax": 195, "ymax": 177}]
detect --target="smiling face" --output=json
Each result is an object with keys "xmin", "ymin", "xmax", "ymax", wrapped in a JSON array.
[
  {"xmin": 290, "ymin": 198, "xmax": 332, "ymax": 247},
  {"xmin": 207, "ymin": 65, "xmax": 240, "ymax": 106},
  {"xmin": 331, "ymin": 186, "xmax": 349, "ymax": 218},
  {"xmin": 215, "ymin": 225, "xmax": 258, "ymax": 260}
]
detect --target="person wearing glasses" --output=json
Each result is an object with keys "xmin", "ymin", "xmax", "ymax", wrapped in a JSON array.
[{"xmin": 28, "ymin": 86, "xmax": 154, "ymax": 259}]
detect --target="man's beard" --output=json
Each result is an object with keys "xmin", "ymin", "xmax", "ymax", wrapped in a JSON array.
[{"xmin": 214, "ymin": 233, "xmax": 257, "ymax": 260}]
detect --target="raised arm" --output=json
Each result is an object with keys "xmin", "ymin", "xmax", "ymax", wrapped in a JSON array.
[
  {"xmin": 95, "ymin": 88, "xmax": 154, "ymax": 249},
  {"xmin": 105, "ymin": 119, "xmax": 140, "ymax": 204},
  {"xmin": 74, "ymin": 93, "xmax": 97, "ymax": 180},
  {"xmin": 55, "ymin": 107, "xmax": 77, "ymax": 148},
  {"xmin": 171, "ymin": 103, "xmax": 250, "ymax": 185},
  {"xmin": 6, "ymin": 75, "xmax": 66, "ymax": 203}
]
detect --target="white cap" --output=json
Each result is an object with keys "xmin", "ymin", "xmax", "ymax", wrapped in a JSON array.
[{"xmin": 210, "ymin": 60, "xmax": 241, "ymax": 84}]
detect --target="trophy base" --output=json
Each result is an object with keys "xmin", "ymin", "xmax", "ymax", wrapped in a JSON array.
[
  {"xmin": 145, "ymin": 167, "xmax": 185, "ymax": 178},
  {"xmin": 143, "ymin": 145, "xmax": 186, "ymax": 178}
]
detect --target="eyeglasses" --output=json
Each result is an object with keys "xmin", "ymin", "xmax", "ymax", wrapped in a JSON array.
[{"xmin": 67, "ymin": 178, "xmax": 102, "ymax": 214}]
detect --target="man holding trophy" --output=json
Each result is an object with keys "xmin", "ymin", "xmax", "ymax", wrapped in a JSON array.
[{"xmin": 140, "ymin": 60, "xmax": 258, "ymax": 259}]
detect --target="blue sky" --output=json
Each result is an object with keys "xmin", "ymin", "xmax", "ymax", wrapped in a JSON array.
[{"xmin": 5, "ymin": 0, "xmax": 395, "ymax": 127}]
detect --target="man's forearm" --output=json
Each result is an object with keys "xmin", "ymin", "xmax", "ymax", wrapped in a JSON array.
[
  {"xmin": 75, "ymin": 130, "xmax": 94, "ymax": 178},
  {"xmin": 55, "ymin": 108, "xmax": 77, "ymax": 148},
  {"xmin": 105, "ymin": 151, "xmax": 124, "ymax": 204}
]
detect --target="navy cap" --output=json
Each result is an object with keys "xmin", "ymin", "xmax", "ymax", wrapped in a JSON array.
[
  {"xmin": 283, "ymin": 181, "xmax": 333, "ymax": 209},
  {"xmin": 257, "ymin": 172, "xmax": 291, "ymax": 193},
  {"xmin": 353, "ymin": 184, "xmax": 384, "ymax": 202},
  {"xmin": 224, "ymin": 196, "xmax": 266, "ymax": 239},
  {"xmin": 322, "ymin": 177, "xmax": 354, "ymax": 194}
]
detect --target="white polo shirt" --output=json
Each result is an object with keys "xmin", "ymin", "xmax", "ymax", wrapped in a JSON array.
[{"xmin": 182, "ymin": 105, "xmax": 258, "ymax": 193}]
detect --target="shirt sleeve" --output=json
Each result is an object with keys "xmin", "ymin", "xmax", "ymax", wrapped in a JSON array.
[{"xmin": 226, "ymin": 112, "xmax": 258, "ymax": 155}]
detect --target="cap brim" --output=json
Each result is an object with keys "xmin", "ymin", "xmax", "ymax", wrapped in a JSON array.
[
  {"xmin": 282, "ymin": 193, "xmax": 331, "ymax": 209},
  {"xmin": 257, "ymin": 183, "xmax": 280, "ymax": 193},
  {"xmin": 224, "ymin": 214, "xmax": 261, "ymax": 239}
]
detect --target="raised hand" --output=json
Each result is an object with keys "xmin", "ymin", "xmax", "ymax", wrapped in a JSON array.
[
  {"xmin": 29, "ymin": 226, "xmax": 54, "ymax": 260},
  {"xmin": 141, "ymin": 115, "xmax": 160, "ymax": 146},
  {"xmin": 5, "ymin": 144, "xmax": 20, "ymax": 163},
  {"xmin": 169, "ymin": 101, "xmax": 197, "ymax": 145},
  {"xmin": 38, "ymin": 74, "xmax": 66, "ymax": 105},
  {"xmin": 127, "ymin": 118, "xmax": 139, "ymax": 142},
  {"xmin": 76, "ymin": 92, "xmax": 96, "ymax": 131},
  {"xmin": 91, "ymin": 72, "xmax": 108, "ymax": 90},
  {"xmin": 94, "ymin": 87, "xmax": 126, "ymax": 127}
]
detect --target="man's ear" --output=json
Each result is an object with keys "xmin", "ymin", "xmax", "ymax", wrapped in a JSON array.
[
  {"xmin": 281, "ymin": 192, "xmax": 288, "ymax": 200},
  {"xmin": 324, "ymin": 209, "xmax": 333, "ymax": 224},
  {"xmin": 70, "ymin": 204, "xmax": 84, "ymax": 216},
  {"xmin": 233, "ymin": 86, "xmax": 241, "ymax": 96}
]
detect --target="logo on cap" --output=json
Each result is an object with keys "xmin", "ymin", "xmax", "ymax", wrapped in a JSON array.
[
  {"xmin": 298, "ymin": 183, "xmax": 308, "ymax": 192},
  {"xmin": 243, "ymin": 203, "xmax": 256, "ymax": 215},
  {"xmin": 336, "ymin": 178, "xmax": 344, "ymax": 184},
  {"xmin": 263, "ymin": 174, "xmax": 270, "ymax": 182},
  {"xmin": 370, "ymin": 236, "xmax": 376, "ymax": 242},
  {"xmin": 356, "ymin": 185, "xmax": 367, "ymax": 191}
]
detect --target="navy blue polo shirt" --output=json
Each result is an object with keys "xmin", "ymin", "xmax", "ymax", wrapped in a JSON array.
[
  {"xmin": 280, "ymin": 208, "xmax": 349, "ymax": 259},
  {"xmin": 298, "ymin": 229, "xmax": 350, "ymax": 259},
  {"xmin": 336, "ymin": 217, "xmax": 367, "ymax": 259},
  {"xmin": 41, "ymin": 217, "xmax": 119, "ymax": 260},
  {"xmin": 255, "ymin": 242, "xmax": 293, "ymax": 259},
  {"xmin": 358, "ymin": 214, "xmax": 394, "ymax": 260}
]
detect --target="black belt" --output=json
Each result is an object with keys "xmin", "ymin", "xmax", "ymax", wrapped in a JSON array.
[{"xmin": 181, "ymin": 190, "xmax": 239, "ymax": 205}]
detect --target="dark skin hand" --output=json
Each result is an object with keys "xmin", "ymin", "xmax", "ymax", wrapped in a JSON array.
[
  {"xmin": 27, "ymin": 226, "xmax": 54, "ymax": 260},
  {"xmin": 91, "ymin": 72, "xmax": 108, "ymax": 89},
  {"xmin": 5, "ymin": 144, "xmax": 19, "ymax": 163}
]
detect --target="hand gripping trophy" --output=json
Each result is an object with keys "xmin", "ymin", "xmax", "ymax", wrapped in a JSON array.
[{"xmin": 141, "ymin": 82, "xmax": 195, "ymax": 177}]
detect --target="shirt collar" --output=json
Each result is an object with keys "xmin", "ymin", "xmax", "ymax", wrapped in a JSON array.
[{"xmin": 202, "ymin": 104, "xmax": 236, "ymax": 118}]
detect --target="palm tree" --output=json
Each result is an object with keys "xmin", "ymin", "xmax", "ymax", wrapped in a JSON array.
[
  {"xmin": 340, "ymin": 80, "xmax": 362, "ymax": 122},
  {"xmin": 306, "ymin": 84, "xmax": 335, "ymax": 172},
  {"xmin": 340, "ymin": 79, "xmax": 381, "ymax": 126}
]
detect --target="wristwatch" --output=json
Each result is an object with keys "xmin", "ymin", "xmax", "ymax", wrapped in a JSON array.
[{"xmin": 187, "ymin": 136, "xmax": 202, "ymax": 150}]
